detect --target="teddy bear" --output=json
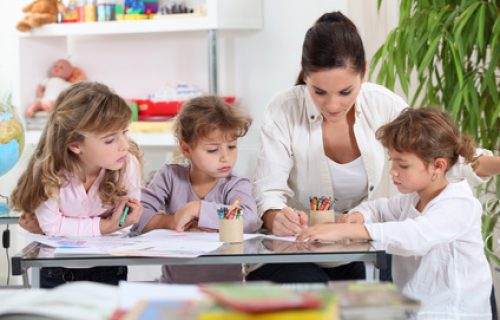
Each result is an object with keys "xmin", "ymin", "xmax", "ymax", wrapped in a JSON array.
[
  {"xmin": 25, "ymin": 59, "xmax": 73, "ymax": 118},
  {"xmin": 16, "ymin": 0, "xmax": 63, "ymax": 32}
]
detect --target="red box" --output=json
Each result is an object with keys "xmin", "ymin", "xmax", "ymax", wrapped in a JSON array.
[{"xmin": 134, "ymin": 97, "xmax": 236, "ymax": 117}]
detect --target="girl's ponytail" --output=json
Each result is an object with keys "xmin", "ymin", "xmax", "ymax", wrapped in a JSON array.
[{"xmin": 455, "ymin": 134, "xmax": 476, "ymax": 164}]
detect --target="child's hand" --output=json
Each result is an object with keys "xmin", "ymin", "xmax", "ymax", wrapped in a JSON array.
[
  {"xmin": 296, "ymin": 222, "xmax": 371, "ymax": 243},
  {"xmin": 19, "ymin": 212, "xmax": 44, "ymax": 234},
  {"xmin": 337, "ymin": 211, "xmax": 364, "ymax": 224},
  {"xmin": 173, "ymin": 201, "xmax": 201, "ymax": 232},
  {"xmin": 296, "ymin": 224, "xmax": 343, "ymax": 242},
  {"xmin": 100, "ymin": 199, "xmax": 143, "ymax": 234},
  {"xmin": 121, "ymin": 198, "xmax": 143, "ymax": 227}
]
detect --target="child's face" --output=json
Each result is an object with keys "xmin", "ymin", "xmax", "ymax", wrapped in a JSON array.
[
  {"xmin": 69, "ymin": 129, "xmax": 130, "ymax": 175},
  {"xmin": 388, "ymin": 149, "xmax": 434, "ymax": 194},
  {"xmin": 183, "ymin": 129, "xmax": 238, "ymax": 180}
]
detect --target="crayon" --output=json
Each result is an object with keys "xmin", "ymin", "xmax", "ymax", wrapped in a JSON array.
[{"xmin": 118, "ymin": 205, "xmax": 129, "ymax": 227}]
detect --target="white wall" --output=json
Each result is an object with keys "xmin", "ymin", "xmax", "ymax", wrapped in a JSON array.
[{"xmin": 0, "ymin": 0, "xmax": 399, "ymax": 284}]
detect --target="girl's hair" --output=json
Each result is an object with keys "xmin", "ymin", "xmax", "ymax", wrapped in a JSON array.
[
  {"xmin": 296, "ymin": 11, "xmax": 366, "ymax": 85},
  {"xmin": 11, "ymin": 81, "xmax": 143, "ymax": 214},
  {"xmin": 376, "ymin": 108, "xmax": 475, "ymax": 169},
  {"xmin": 174, "ymin": 96, "xmax": 251, "ymax": 146}
]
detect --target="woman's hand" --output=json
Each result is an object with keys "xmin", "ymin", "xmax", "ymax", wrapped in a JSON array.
[
  {"xmin": 336, "ymin": 211, "xmax": 364, "ymax": 224},
  {"xmin": 19, "ymin": 212, "xmax": 44, "ymax": 234},
  {"xmin": 264, "ymin": 207, "xmax": 308, "ymax": 236},
  {"xmin": 173, "ymin": 201, "xmax": 201, "ymax": 232}
]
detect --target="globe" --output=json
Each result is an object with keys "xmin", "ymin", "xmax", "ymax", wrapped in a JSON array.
[{"xmin": 0, "ymin": 101, "xmax": 24, "ymax": 214}]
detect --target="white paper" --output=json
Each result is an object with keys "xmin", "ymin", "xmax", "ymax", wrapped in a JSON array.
[
  {"xmin": 21, "ymin": 228, "xmax": 263, "ymax": 257},
  {"xmin": 261, "ymin": 234, "xmax": 298, "ymax": 242}
]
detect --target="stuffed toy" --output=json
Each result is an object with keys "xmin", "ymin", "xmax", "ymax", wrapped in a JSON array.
[
  {"xmin": 16, "ymin": 0, "xmax": 63, "ymax": 32},
  {"xmin": 26, "ymin": 59, "xmax": 79, "ymax": 117}
]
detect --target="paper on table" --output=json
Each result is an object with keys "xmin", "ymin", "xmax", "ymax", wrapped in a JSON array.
[
  {"xmin": 21, "ymin": 228, "xmax": 263, "ymax": 257},
  {"xmin": 262, "ymin": 234, "xmax": 298, "ymax": 242},
  {"xmin": 118, "ymin": 282, "xmax": 204, "ymax": 310}
]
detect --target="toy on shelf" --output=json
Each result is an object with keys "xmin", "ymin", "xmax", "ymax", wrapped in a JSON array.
[
  {"xmin": 25, "ymin": 59, "xmax": 86, "ymax": 118},
  {"xmin": 16, "ymin": 0, "xmax": 64, "ymax": 32}
]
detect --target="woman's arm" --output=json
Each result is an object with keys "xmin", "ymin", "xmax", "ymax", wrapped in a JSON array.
[{"xmin": 472, "ymin": 155, "xmax": 500, "ymax": 177}]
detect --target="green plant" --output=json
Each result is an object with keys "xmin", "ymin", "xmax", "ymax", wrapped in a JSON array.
[
  {"xmin": 371, "ymin": 0, "xmax": 499, "ymax": 151},
  {"xmin": 482, "ymin": 198, "xmax": 500, "ymax": 265},
  {"xmin": 370, "ymin": 0, "xmax": 499, "ymax": 263}
]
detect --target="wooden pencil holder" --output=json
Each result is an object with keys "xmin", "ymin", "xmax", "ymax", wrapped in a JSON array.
[
  {"xmin": 309, "ymin": 210, "xmax": 335, "ymax": 226},
  {"xmin": 218, "ymin": 242, "xmax": 245, "ymax": 254},
  {"xmin": 218, "ymin": 218, "xmax": 244, "ymax": 243}
]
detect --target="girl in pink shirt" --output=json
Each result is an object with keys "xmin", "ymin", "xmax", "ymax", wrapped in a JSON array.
[{"xmin": 12, "ymin": 81, "xmax": 143, "ymax": 288}]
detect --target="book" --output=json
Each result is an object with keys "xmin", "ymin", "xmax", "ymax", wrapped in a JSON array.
[
  {"xmin": 198, "ymin": 293, "xmax": 338, "ymax": 320},
  {"xmin": 336, "ymin": 282, "xmax": 420, "ymax": 320},
  {"xmin": 124, "ymin": 293, "xmax": 338, "ymax": 320},
  {"xmin": 199, "ymin": 282, "xmax": 323, "ymax": 313},
  {"xmin": 0, "ymin": 282, "xmax": 118, "ymax": 320}
]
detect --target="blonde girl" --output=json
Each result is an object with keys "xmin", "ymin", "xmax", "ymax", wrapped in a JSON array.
[{"xmin": 12, "ymin": 81, "xmax": 143, "ymax": 287}]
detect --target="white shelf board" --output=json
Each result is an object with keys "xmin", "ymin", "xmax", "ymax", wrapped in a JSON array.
[
  {"xmin": 25, "ymin": 130, "xmax": 177, "ymax": 147},
  {"xmin": 19, "ymin": 18, "xmax": 214, "ymax": 37}
]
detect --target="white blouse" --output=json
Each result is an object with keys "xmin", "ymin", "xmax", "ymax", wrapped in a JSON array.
[
  {"xmin": 254, "ymin": 83, "xmax": 491, "ymax": 216},
  {"xmin": 327, "ymin": 156, "xmax": 368, "ymax": 213}
]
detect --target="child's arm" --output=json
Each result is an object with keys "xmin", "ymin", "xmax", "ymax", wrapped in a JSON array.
[
  {"xmin": 296, "ymin": 223, "xmax": 371, "ymax": 242},
  {"xmin": 197, "ymin": 177, "xmax": 261, "ymax": 233},
  {"xmin": 36, "ymin": 199, "xmax": 102, "ymax": 237},
  {"xmin": 132, "ymin": 164, "xmax": 174, "ymax": 234},
  {"xmin": 365, "ymin": 191, "xmax": 480, "ymax": 256},
  {"xmin": 352, "ymin": 196, "xmax": 403, "ymax": 223}
]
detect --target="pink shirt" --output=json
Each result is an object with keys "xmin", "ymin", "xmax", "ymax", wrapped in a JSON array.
[{"xmin": 35, "ymin": 154, "xmax": 141, "ymax": 236}]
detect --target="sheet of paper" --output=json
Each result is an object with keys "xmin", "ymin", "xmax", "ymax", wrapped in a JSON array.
[
  {"xmin": 261, "ymin": 234, "xmax": 298, "ymax": 242},
  {"xmin": 118, "ymin": 282, "xmax": 204, "ymax": 310}
]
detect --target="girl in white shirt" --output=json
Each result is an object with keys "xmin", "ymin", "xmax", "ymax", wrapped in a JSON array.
[{"xmin": 297, "ymin": 108, "xmax": 492, "ymax": 319}]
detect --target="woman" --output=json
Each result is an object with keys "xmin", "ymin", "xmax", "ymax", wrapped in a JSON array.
[{"xmin": 248, "ymin": 11, "xmax": 490, "ymax": 283}]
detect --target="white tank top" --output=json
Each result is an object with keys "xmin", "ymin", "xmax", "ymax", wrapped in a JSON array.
[{"xmin": 327, "ymin": 156, "xmax": 368, "ymax": 213}]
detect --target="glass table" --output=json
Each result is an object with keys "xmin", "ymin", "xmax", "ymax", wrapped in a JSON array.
[{"xmin": 12, "ymin": 237, "xmax": 387, "ymax": 288}]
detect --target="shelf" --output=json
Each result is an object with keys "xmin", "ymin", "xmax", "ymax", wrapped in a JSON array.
[
  {"xmin": 19, "ymin": 18, "xmax": 214, "ymax": 37},
  {"xmin": 25, "ymin": 130, "xmax": 177, "ymax": 147},
  {"xmin": 17, "ymin": 0, "xmax": 262, "ymax": 38}
]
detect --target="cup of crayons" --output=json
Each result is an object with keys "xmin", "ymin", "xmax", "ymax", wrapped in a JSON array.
[
  {"xmin": 217, "ymin": 198, "xmax": 243, "ymax": 243},
  {"xmin": 309, "ymin": 196, "xmax": 335, "ymax": 226}
]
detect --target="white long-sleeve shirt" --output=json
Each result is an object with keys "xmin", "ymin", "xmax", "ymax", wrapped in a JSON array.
[
  {"xmin": 254, "ymin": 83, "xmax": 490, "ymax": 216},
  {"xmin": 357, "ymin": 179, "xmax": 492, "ymax": 319}
]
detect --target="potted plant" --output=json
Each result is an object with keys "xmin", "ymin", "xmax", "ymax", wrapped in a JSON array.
[{"xmin": 370, "ymin": 0, "xmax": 499, "ymax": 263}]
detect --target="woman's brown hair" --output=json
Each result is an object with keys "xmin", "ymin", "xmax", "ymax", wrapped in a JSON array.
[
  {"xmin": 11, "ymin": 81, "xmax": 143, "ymax": 214},
  {"xmin": 296, "ymin": 11, "xmax": 366, "ymax": 85},
  {"xmin": 174, "ymin": 96, "xmax": 251, "ymax": 146},
  {"xmin": 376, "ymin": 108, "xmax": 475, "ymax": 169}
]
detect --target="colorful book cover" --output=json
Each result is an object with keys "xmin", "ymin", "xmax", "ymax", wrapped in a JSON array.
[{"xmin": 199, "ymin": 282, "xmax": 323, "ymax": 313}]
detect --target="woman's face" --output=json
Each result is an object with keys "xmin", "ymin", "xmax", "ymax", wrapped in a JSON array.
[{"xmin": 305, "ymin": 68, "xmax": 363, "ymax": 123}]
